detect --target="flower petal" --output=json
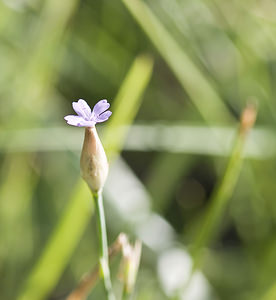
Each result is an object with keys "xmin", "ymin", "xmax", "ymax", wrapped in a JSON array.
[
  {"xmin": 80, "ymin": 120, "xmax": 96, "ymax": 127},
  {"xmin": 92, "ymin": 99, "xmax": 110, "ymax": 117},
  {"xmin": 64, "ymin": 115, "xmax": 84, "ymax": 127},
  {"xmin": 64, "ymin": 115, "xmax": 96, "ymax": 127},
  {"xmin": 72, "ymin": 99, "xmax": 92, "ymax": 120},
  {"xmin": 95, "ymin": 111, "xmax": 112, "ymax": 123}
]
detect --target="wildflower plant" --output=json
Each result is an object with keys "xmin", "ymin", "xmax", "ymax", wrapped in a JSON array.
[{"xmin": 65, "ymin": 99, "xmax": 115, "ymax": 300}]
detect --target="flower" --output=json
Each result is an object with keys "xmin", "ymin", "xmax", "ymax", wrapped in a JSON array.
[
  {"xmin": 64, "ymin": 99, "xmax": 112, "ymax": 127},
  {"xmin": 64, "ymin": 99, "xmax": 111, "ymax": 192}
]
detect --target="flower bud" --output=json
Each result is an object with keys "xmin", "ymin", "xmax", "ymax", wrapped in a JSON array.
[
  {"xmin": 119, "ymin": 239, "xmax": 142, "ymax": 294},
  {"xmin": 240, "ymin": 102, "xmax": 257, "ymax": 135},
  {"xmin": 80, "ymin": 127, "xmax": 109, "ymax": 193}
]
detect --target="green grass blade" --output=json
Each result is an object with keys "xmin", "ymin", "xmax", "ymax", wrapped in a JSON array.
[
  {"xmin": 191, "ymin": 106, "xmax": 256, "ymax": 269},
  {"xmin": 0, "ymin": 155, "xmax": 37, "ymax": 299},
  {"xmin": 262, "ymin": 283, "xmax": 276, "ymax": 300},
  {"xmin": 17, "ymin": 181, "xmax": 91, "ymax": 300},
  {"xmin": 10, "ymin": 0, "xmax": 81, "ymax": 120},
  {"xmin": 17, "ymin": 54, "xmax": 153, "ymax": 300},
  {"xmin": 121, "ymin": 0, "xmax": 232, "ymax": 124},
  {"xmin": 103, "ymin": 54, "xmax": 154, "ymax": 160}
]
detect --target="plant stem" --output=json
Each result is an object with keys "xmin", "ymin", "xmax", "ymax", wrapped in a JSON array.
[
  {"xmin": 94, "ymin": 191, "xmax": 116, "ymax": 300},
  {"xmin": 121, "ymin": 286, "xmax": 131, "ymax": 300},
  {"xmin": 67, "ymin": 234, "xmax": 125, "ymax": 300},
  {"xmin": 191, "ymin": 104, "xmax": 257, "ymax": 270}
]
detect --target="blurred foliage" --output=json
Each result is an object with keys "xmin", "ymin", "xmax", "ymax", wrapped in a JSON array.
[{"xmin": 1, "ymin": 0, "xmax": 276, "ymax": 300}]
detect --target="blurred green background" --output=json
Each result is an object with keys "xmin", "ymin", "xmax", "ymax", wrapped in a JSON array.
[{"xmin": 1, "ymin": 0, "xmax": 276, "ymax": 299}]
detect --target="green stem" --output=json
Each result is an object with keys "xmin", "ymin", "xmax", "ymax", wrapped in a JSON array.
[
  {"xmin": 121, "ymin": 286, "xmax": 131, "ymax": 300},
  {"xmin": 191, "ymin": 112, "xmax": 255, "ymax": 270},
  {"xmin": 94, "ymin": 191, "xmax": 116, "ymax": 300}
]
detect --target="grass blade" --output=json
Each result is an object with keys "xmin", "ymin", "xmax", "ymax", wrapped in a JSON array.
[
  {"xmin": 17, "ymin": 181, "xmax": 91, "ymax": 300},
  {"xmin": 103, "ymin": 54, "xmax": 154, "ymax": 160},
  {"xmin": 262, "ymin": 283, "xmax": 276, "ymax": 300},
  {"xmin": 191, "ymin": 104, "xmax": 256, "ymax": 269},
  {"xmin": 122, "ymin": 0, "xmax": 232, "ymax": 123}
]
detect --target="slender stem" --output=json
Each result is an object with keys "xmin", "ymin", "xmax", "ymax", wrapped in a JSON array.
[
  {"xmin": 121, "ymin": 286, "xmax": 131, "ymax": 300},
  {"xmin": 191, "ymin": 104, "xmax": 257, "ymax": 270},
  {"xmin": 94, "ymin": 191, "xmax": 116, "ymax": 300},
  {"xmin": 66, "ymin": 234, "xmax": 125, "ymax": 300}
]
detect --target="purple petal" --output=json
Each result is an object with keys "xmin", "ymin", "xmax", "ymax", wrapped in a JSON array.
[
  {"xmin": 80, "ymin": 120, "xmax": 96, "ymax": 127},
  {"xmin": 95, "ymin": 111, "xmax": 112, "ymax": 123},
  {"xmin": 64, "ymin": 115, "xmax": 96, "ymax": 127},
  {"xmin": 72, "ymin": 99, "xmax": 91, "ymax": 120},
  {"xmin": 91, "ymin": 99, "xmax": 112, "ymax": 124},
  {"xmin": 64, "ymin": 98, "xmax": 111, "ymax": 127},
  {"xmin": 92, "ymin": 99, "xmax": 110, "ymax": 117},
  {"xmin": 64, "ymin": 115, "xmax": 84, "ymax": 127}
]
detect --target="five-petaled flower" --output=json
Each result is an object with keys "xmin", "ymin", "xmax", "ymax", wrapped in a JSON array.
[
  {"xmin": 64, "ymin": 99, "xmax": 111, "ymax": 192},
  {"xmin": 64, "ymin": 99, "xmax": 112, "ymax": 127}
]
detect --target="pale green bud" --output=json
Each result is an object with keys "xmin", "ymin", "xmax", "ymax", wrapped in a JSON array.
[
  {"xmin": 80, "ymin": 127, "xmax": 109, "ymax": 193},
  {"xmin": 119, "ymin": 239, "xmax": 142, "ymax": 294}
]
